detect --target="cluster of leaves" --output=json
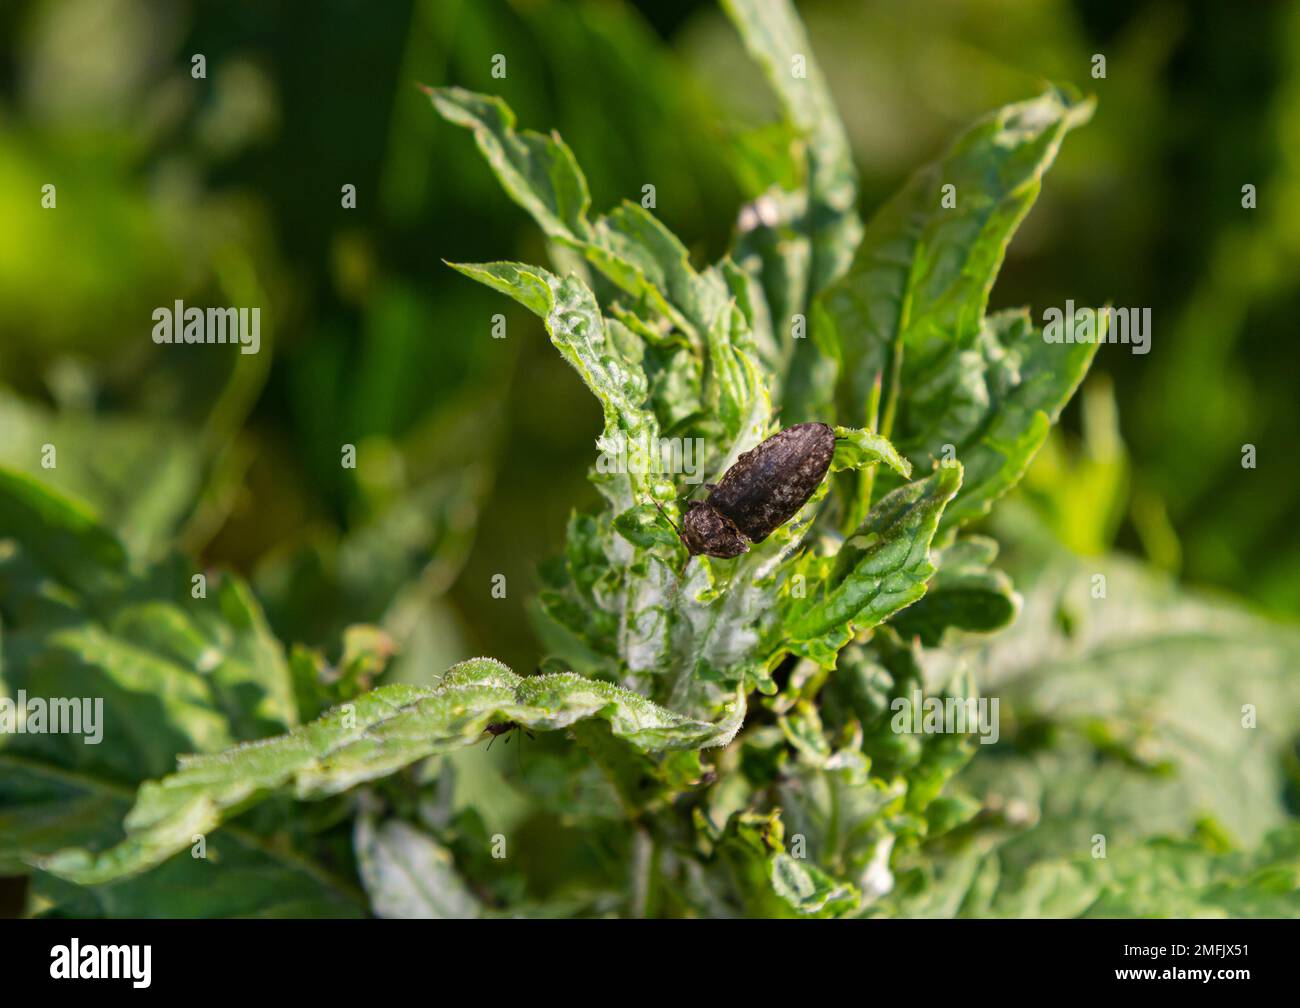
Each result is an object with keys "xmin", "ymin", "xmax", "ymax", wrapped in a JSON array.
[
  {"xmin": 0, "ymin": 0, "xmax": 1088, "ymax": 915},
  {"xmin": 3, "ymin": 0, "xmax": 1295, "ymax": 918},
  {"xmin": 411, "ymin": 0, "xmax": 1099, "ymax": 914},
  {"xmin": 878, "ymin": 541, "xmax": 1300, "ymax": 917}
]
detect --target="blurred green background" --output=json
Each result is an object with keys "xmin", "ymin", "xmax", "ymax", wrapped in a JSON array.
[{"xmin": 1, "ymin": 0, "xmax": 1297, "ymax": 688}]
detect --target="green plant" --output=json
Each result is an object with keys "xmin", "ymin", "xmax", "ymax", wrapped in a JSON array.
[{"xmin": 3, "ymin": 0, "xmax": 1297, "ymax": 919}]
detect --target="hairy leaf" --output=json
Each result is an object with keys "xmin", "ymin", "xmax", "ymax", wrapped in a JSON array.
[
  {"xmin": 889, "ymin": 826, "xmax": 1300, "ymax": 919},
  {"xmin": 962, "ymin": 550, "xmax": 1300, "ymax": 852},
  {"xmin": 0, "ymin": 469, "xmax": 359, "ymax": 914},
  {"xmin": 931, "ymin": 308, "xmax": 1100, "ymax": 530},
  {"xmin": 769, "ymin": 852, "xmax": 859, "ymax": 917},
  {"xmin": 431, "ymin": 88, "xmax": 731, "ymax": 344},
  {"xmin": 721, "ymin": 0, "xmax": 862, "ymax": 416},
  {"xmin": 425, "ymin": 86, "xmax": 592, "ymax": 243},
  {"xmin": 820, "ymin": 88, "xmax": 1093, "ymax": 526},
  {"xmin": 785, "ymin": 465, "xmax": 963, "ymax": 662},
  {"xmin": 355, "ymin": 814, "xmax": 481, "ymax": 919},
  {"xmin": 831, "ymin": 425, "xmax": 912, "ymax": 480},
  {"xmin": 890, "ymin": 536, "xmax": 1020, "ymax": 645},
  {"xmin": 37, "ymin": 659, "xmax": 742, "ymax": 885}
]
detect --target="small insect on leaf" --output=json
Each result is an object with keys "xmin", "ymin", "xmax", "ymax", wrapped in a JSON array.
[
  {"xmin": 484, "ymin": 721, "xmax": 534, "ymax": 750},
  {"xmin": 668, "ymin": 422, "xmax": 837, "ymax": 559}
]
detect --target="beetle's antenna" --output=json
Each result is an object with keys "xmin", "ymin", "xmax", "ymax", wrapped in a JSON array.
[{"xmin": 648, "ymin": 497, "xmax": 681, "ymax": 536}]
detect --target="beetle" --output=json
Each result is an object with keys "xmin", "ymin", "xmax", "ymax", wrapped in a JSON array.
[{"xmin": 653, "ymin": 422, "xmax": 836, "ymax": 559}]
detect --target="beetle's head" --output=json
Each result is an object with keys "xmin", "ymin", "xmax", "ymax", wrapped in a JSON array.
[{"xmin": 680, "ymin": 501, "xmax": 750, "ymax": 559}]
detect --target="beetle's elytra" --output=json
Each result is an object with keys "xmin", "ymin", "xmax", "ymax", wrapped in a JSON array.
[{"xmin": 663, "ymin": 422, "xmax": 836, "ymax": 559}]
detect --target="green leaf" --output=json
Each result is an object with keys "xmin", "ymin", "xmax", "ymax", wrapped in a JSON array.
[
  {"xmin": 785, "ymin": 465, "xmax": 962, "ymax": 660},
  {"xmin": 0, "ymin": 465, "xmax": 126, "ymax": 600},
  {"xmin": 877, "ymin": 543, "xmax": 1300, "ymax": 918},
  {"xmin": 37, "ymin": 659, "xmax": 743, "ymax": 885},
  {"xmin": 449, "ymin": 261, "xmax": 659, "ymax": 502},
  {"xmin": 777, "ymin": 700, "xmax": 831, "ymax": 766},
  {"xmin": 28, "ymin": 814, "xmax": 366, "ymax": 918},
  {"xmin": 430, "ymin": 88, "xmax": 730, "ymax": 344},
  {"xmin": 354, "ymin": 814, "xmax": 481, "ymax": 919},
  {"xmin": 721, "ymin": 0, "xmax": 860, "ymax": 295},
  {"xmin": 721, "ymin": 0, "xmax": 861, "ymax": 417},
  {"xmin": 1070, "ymin": 829, "xmax": 1300, "ymax": 918},
  {"xmin": 700, "ymin": 300, "xmax": 771, "ymax": 476},
  {"xmin": 892, "ymin": 827, "xmax": 1300, "ymax": 920},
  {"xmin": 581, "ymin": 202, "xmax": 731, "ymax": 338},
  {"xmin": 820, "ymin": 88, "xmax": 1093, "ymax": 526},
  {"xmin": 727, "ymin": 121, "xmax": 805, "ymax": 198},
  {"xmin": 448, "ymin": 259, "xmax": 716, "ymax": 701},
  {"xmin": 731, "ymin": 188, "xmax": 811, "ymax": 384},
  {"xmin": 570, "ymin": 719, "xmax": 706, "ymax": 817},
  {"xmin": 0, "ymin": 469, "xmax": 358, "ymax": 914},
  {"xmin": 769, "ymin": 852, "xmax": 859, "ymax": 917},
  {"xmin": 0, "ymin": 392, "xmax": 209, "ymax": 563},
  {"xmin": 425, "ymin": 86, "xmax": 592, "ymax": 242},
  {"xmin": 775, "ymin": 743, "xmax": 904, "ymax": 903},
  {"xmin": 890, "ymin": 536, "xmax": 1020, "ymax": 645},
  {"xmin": 613, "ymin": 503, "xmax": 681, "ymax": 550},
  {"xmin": 289, "ymin": 625, "xmax": 395, "ymax": 722},
  {"xmin": 932, "ymin": 307, "xmax": 1100, "ymax": 531},
  {"xmin": 0, "ymin": 474, "xmax": 298, "ymax": 774},
  {"xmin": 961, "ymin": 549, "xmax": 1300, "ymax": 854},
  {"xmin": 831, "ymin": 425, "xmax": 912, "ymax": 480}
]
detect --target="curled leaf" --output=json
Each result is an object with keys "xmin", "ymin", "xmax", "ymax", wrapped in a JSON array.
[{"xmin": 39, "ymin": 659, "xmax": 744, "ymax": 885}]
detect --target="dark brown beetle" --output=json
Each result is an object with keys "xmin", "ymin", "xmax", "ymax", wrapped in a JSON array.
[{"xmin": 655, "ymin": 422, "xmax": 836, "ymax": 559}]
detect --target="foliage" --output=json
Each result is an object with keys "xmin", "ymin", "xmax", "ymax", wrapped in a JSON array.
[{"xmin": 1, "ymin": 0, "xmax": 1296, "ymax": 919}]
